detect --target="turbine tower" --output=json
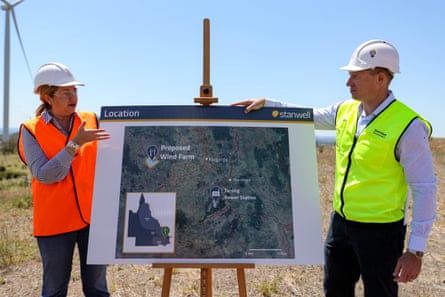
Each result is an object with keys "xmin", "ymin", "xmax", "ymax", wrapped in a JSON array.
[{"xmin": 1, "ymin": 0, "xmax": 28, "ymax": 142}]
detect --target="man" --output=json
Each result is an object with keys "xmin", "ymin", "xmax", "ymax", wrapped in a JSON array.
[{"xmin": 231, "ymin": 40, "xmax": 437, "ymax": 297}]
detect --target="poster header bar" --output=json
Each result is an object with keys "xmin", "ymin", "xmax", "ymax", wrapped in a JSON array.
[{"xmin": 100, "ymin": 105, "xmax": 313, "ymax": 123}]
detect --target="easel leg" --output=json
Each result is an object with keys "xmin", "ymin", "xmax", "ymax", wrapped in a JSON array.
[
  {"xmin": 200, "ymin": 268, "xmax": 212, "ymax": 297},
  {"xmin": 154, "ymin": 263, "xmax": 253, "ymax": 297},
  {"xmin": 161, "ymin": 267, "xmax": 173, "ymax": 297},
  {"xmin": 237, "ymin": 268, "xmax": 247, "ymax": 297}
]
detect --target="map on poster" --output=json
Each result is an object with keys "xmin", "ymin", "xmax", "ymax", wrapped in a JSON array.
[{"xmin": 87, "ymin": 105, "xmax": 323, "ymax": 265}]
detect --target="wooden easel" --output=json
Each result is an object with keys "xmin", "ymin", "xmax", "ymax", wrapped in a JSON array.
[
  {"xmin": 154, "ymin": 18, "xmax": 254, "ymax": 297},
  {"xmin": 152, "ymin": 263, "xmax": 255, "ymax": 297},
  {"xmin": 194, "ymin": 18, "xmax": 218, "ymax": 106}
]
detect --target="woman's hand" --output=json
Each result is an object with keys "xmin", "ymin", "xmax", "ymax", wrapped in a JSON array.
[{"xmin": 72, "ymin": 121, "xmax": 110, "ymax": 146}]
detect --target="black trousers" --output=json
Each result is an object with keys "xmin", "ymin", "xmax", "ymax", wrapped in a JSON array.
[{"xmin": 323, "ymin": 211, "xmax": 406, "ymax": 297}]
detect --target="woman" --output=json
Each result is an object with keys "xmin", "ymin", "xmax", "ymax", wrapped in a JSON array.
[{"xmin": 18, "ymin": 62, "xmax": 110, "ymax": 297}]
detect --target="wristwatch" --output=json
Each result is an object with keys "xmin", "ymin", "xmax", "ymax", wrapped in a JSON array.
[
  {"xmin": 66, "ymin": 140, "xmax": 81, "ymax": 151},
  {"xmin": 407, "ymin": 249, "xmax": 424, "ymax": 259}
]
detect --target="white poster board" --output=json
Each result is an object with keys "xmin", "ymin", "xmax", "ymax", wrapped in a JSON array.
[{"xmin": 88, "ymin": 105, "xmax": 323, "ymax": 265}]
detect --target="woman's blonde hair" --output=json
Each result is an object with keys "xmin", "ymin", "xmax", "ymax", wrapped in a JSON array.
[{"xmin": 35, "ymin": 85, "xmax": 58, "ymax": 116}]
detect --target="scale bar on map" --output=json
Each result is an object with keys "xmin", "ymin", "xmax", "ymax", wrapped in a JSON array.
[{"xmin": 248, "ymin": 249, "xmax": 283, "ymax": 252}]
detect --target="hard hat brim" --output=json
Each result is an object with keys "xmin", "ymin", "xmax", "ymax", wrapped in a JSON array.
[
  {"xmin": 340, "ymin": 65, "xmax": 399, "ymax": 74},
  {"xmin": 340, "ymin": 65, "xmax": 370, "ymax": 72},
  {"xmin": 33, "ymin": 81, "xmax": 85, "ymax": 94}
]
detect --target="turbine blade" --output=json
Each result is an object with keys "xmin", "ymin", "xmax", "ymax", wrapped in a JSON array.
[
  {"xmin": 11, "ymin": 7, "xmax": 33, "ymax": 80},
  {"xmin": 12, "ymin": 0, "xmax": 25, "ymax": 7}
]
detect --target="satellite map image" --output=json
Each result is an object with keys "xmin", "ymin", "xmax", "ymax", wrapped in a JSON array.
[{"xmin": 115, "ymin": 125, "xmax": 295, "ymax": 259}]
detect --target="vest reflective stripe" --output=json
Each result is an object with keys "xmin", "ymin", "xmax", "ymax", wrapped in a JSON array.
[
  {"xmin": 334, "ymin": 99, "xmax": 431, "ymax": 223},
  {"xmin": 18, "ymin": 112, "xmax": 98, "ymax": 236}
]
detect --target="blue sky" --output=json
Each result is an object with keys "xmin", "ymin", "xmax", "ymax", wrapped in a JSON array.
[{"xmin": 1, "ymin": 0, "xmax": 444, "ymax": 137}]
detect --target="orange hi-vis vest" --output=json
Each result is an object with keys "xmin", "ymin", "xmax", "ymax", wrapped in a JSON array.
[{"xmin": 18, "ymin": 112, "xmax": 99, "ymax": 236}]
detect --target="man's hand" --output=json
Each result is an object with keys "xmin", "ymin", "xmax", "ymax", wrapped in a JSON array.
[
  {"xmin": 230, "ymin": 98, "xmax": 266, "ymax": 113},
  {"xmin": 393, "ymin": 251, "xmax": 422, "ymax": 283}
]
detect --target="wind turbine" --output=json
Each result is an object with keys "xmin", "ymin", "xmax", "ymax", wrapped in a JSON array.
[{"xmin": 1, "ymin": 0, "xmax": 31, "ymax": 142}]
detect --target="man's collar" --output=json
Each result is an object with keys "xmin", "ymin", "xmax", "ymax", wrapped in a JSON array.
[{"xmin": 358, "ymin": 90, "xmax": 395, "ymax": 117}]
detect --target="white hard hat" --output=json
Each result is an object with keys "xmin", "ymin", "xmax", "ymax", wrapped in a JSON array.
[
  {"xmin": 340, "ymin": 40, "xmax": 400, "ymax": 74},
  {"xmin": 33, "ymin": 62, "xmax": 84, "ymax": 94}
]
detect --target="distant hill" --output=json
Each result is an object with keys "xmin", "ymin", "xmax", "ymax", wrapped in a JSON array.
[
  {"xmin": 0, "ymin": 128, "xmax": 19, "ymax": 134},
  {"xmin": 0, "ymin": 130, "xmax": 19, "ymax": 144}
]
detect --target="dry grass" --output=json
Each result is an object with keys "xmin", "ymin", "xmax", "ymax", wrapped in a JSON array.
[{"xmin": 0, "ymin": 138, "xmax": 444, "ymax": 297}]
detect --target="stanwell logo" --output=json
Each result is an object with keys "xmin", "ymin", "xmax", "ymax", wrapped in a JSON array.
[
  {"xmin": 272, "ymin": 110, "xmax": 312, "ymax": 120},
  {"xmin": 373, "ymin": 129, "xmax": 387, "ymax": 138}
]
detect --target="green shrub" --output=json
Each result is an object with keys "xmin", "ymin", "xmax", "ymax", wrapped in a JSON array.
[
  {"xmin": 0, "ymin": 228, "xmax": 14, "ymax": 268},
  {"xmin": 0, "ymin": 170, "xmax": 23, "ymax": 180},
  {"xmin": 12, "ymin": 195, "xmax": 33, "ymax": 209}
]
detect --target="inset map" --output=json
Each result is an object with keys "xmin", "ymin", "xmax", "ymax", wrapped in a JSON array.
[{"xmin": 123, "ymin": 192, "xmax": 175, "ymax": 254}]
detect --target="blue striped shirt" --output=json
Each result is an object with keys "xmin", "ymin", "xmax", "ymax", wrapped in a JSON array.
[{"xmin": 21, "ymin": 110, "xmax": 76, "ymax": 184}]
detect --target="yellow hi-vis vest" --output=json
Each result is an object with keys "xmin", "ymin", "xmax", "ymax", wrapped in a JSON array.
[
  {"xmin": 334, "ymin": 99, "xmax": 432, "ymax": 223},
  {"xmin": 18, "ymin": 112, "xmax": 98, "ymax": 236}
]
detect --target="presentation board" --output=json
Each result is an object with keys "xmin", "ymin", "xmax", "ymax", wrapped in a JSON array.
[{"xmin": 87, "ymin": 105, "xmax": 323, "ymax": 265}]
